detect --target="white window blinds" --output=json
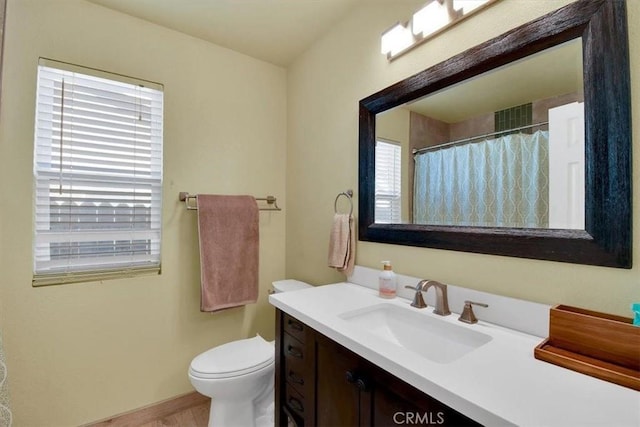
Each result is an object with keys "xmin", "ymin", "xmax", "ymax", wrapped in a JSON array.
[
  {"xmin": 33, "ymin": 59, "xmax": 164, "ymax": 286},
  {"xmin": 375, "ymin": 140, "xmax": 402, "ymax": 224}
]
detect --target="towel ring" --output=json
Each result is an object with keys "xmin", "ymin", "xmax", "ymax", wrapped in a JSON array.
[{"xmin": 334, "ymin": 189, "xmax": 354, "ymax": 215}]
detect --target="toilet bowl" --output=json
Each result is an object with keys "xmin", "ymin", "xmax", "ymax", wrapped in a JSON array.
[{"xmin": 189, "ymin": 279, "xmax": 311, "ymax": 427}]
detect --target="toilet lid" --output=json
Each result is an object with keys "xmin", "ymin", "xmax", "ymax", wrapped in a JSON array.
[
  {"xmin": 189, "ymin": 335, "xmax": 274, "ymax": 379},
  {"xmin": 272, "ymin": 279, "xmax": 311, "ymax": 293}
]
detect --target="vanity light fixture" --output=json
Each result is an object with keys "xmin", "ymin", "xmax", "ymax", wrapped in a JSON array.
[
  {"xmin": 454, "ymin": 0, "xmax": 490, "ymax": 14},
  {"xmin": 380, "ymin": 22, "xmax": 413, "ymax": 56},
  {"xmin": 412, "ymin": 0, "xmax": 454, "ymax": 37},
  {"xmin": 381, "ymin": 0, "xmax": 497, "ymax": 61}
]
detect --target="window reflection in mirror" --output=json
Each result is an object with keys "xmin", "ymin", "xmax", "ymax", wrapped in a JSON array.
[
  {"xmin": 374, "ymin": 138, "xmax": 403, "ymax": 223},
  {"xmin": 375, "ymin": 38, "xmax": 584, "ymax": 229}
]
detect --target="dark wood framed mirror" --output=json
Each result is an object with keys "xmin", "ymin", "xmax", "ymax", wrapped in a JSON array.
[{"xmin": 359, "ymin": 0, "xmax": 631, "ymax": 268}]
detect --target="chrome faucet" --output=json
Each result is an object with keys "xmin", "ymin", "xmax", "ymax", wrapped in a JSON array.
[{"xmin": 404, "ymin": 279, "xmax": 451, "ymax": 316}]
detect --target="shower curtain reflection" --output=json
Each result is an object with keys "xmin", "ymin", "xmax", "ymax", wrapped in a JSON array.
[{"xmin": 414, "ymin": 130, "xmax": 549, "ymax": 228}]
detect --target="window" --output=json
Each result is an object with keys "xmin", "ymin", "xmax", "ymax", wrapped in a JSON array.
[
  {"xmin": 33, "ymin": 59, "xmax": 163, "ymax": 286},
  {"xmin": 375, "ymin": 139, "xmax": 401, "ymax": 223}
]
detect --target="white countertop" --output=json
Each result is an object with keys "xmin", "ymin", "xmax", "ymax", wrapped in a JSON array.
[{"xmin": 269, "ymin": 282, "xmax": 640, "ymax": 427}]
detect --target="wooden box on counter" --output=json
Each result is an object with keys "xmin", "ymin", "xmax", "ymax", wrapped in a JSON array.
[{"xmin": 535, "ymin": 305, "xmax": 640, "ymax": 390}]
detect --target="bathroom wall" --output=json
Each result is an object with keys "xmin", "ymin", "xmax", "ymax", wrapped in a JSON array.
[
  {"xmin": 0, "ymin": 0, "xmax": 286, "ymax": 425},
  {"xmin": 286, "ymin": 0, "xmax": 640, "ymax": 316}
]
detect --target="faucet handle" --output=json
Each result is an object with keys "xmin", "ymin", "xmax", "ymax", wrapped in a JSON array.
[
  {"xmin": 404, "ymin": 285, "xmax": 427, "ymax": 309},
  {"xmin": 458, "ymin": 300, "xmax": 488, "ymax": 324}
]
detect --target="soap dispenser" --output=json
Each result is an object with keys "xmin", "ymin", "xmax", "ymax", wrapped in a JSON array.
[{"xmin": 379, "ymin": 261, "xmax": 397, "ymax": 299}]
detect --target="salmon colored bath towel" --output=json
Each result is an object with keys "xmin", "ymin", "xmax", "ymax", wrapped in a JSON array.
[{"xmin": 197, "ymin": 195, "xmax": 259, "ymax": 312}]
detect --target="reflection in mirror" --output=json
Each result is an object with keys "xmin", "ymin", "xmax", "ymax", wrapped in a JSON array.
[{"xmin": 375, "ymin": 38, "xmax": 584, "ymax": 229}]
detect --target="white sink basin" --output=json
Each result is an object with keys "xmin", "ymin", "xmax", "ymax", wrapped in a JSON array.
[{"xmin": 339, "ymin": 303, "xmax": 492, "ymax": 364}]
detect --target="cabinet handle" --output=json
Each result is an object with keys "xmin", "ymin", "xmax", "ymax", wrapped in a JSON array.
[
  {"xmin": 345, "ymin": 370, "xmax": 357, "ymax": 384},
  {"xmin": 288, "ymin": 370, "xmax": 305, "ymax": 385},
  {"xmin": 287, "ymin": 319, "xmax": 303, "ymax": 331},
  {"xmin": 355, "ymin": 377, "xmax": 369, "ymax": 392},
  {"xmin": 287, "ymin": 345, "xmax": 303, "ymax": 359},
  {"xmin": 288, "ymin": 396, "xmax": 304, "ymax": 413},
  {"xmin": 345, "ymin": 370, "xmax": 369, "ymax": 391}
]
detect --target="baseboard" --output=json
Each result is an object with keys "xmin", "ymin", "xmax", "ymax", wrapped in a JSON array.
[{"xmin": 85, "ymin": 391, "xmax": 209, "ymax": 426}]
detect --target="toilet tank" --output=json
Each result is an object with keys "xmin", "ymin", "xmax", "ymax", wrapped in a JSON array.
[{"xmin": 272, "ymin": 279, "xmax": 311, "ymax": 293}]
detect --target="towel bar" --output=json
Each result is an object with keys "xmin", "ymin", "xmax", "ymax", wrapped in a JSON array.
[
  {"xmin": 334, "ymin": 189, "xmax": 354, "ymax": 215},
  {"xmin": 178, "ymin": 192, "xmax": 281, "ymax": 211}
]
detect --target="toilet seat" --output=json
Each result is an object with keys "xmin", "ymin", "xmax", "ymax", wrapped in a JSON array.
[{"xmin": 189, "ymin": 335, "xmax": 274, "ymax": 379}]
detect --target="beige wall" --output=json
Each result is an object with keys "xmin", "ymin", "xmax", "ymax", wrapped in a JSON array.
[
  {"xmin": 0, "ymin": 0, "xmax": 286, "ymax": 425},
  {"xmin": 286, "ymin": 0, "xmax": 640, "ymax": 316}
]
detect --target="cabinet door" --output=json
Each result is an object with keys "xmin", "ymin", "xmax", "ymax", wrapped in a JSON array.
[
  {"xmin": 364, "ymin": 361, "xmax": 480, "ymax": 427},
  {"xmin": 315, "ymin": 334, "xmax": 368, "ymax": 426},
  {"xmin": 369, "ymin": 385, "xmax": 439, "ymax": 426}
]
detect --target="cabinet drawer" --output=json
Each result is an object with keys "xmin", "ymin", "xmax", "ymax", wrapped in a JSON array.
[
  {"xmin": 283, "ymin": 313, "xmax": 306, "ymax": 342},
  {"xmin": 282, "ymin": 405, "xmax": 303, "ymax": 427},
  {"xmin": 283, "ymin": 332, "xmax": 306, "ymax": 362},
  {"xmin": 285, "ymin": 382, "xmax": 305, "ymax": 421},
  {"xmin": 283, "ymin": 335, "xmax": 306, "ymax": 395}
]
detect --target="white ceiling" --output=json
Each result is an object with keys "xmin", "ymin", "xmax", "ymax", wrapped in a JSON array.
[{"xmin": 87, "ymin": 0, "xmax": 362, "ymax": 67}]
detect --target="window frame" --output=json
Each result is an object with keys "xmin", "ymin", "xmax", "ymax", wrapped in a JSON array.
[{"xmin": 32, "ymin": 58, "xmax": 164, "ymax": 286}]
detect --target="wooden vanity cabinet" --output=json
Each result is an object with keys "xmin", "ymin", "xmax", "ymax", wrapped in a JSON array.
[
  {"xmin": 275, "ymin": 309, "xmax": 480, "ymax": 426},
  {"xmin": 275, "ymin": 311, "xmax": 316, "ymax": 426}
]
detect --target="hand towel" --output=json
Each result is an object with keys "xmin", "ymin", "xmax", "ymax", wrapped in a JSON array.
[
  {"xmin": 328, "ymin": 213, "xmax": 355, "ymax": 276},
  {"xmin": 197, "ymin": 195, "xmax": 259, "ymax": 312}
]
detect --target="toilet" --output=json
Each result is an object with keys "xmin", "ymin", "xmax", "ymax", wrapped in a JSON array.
[{"xmin": 188, "ymin": 279, "xmax": 311, "ymax": 427}]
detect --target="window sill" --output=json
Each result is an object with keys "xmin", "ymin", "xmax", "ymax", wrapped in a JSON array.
[{"xmin": 32, "ymin": 266, "xmax": 161, "ymax": 287}]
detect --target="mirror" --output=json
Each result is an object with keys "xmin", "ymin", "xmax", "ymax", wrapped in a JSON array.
[
  {"xmin": 376, "ymin": 38, "xmax": 584, "ymax": 229},
  {"xmin": 359, "ymin": 0, "xmax": 631, "ymax": 268}
]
